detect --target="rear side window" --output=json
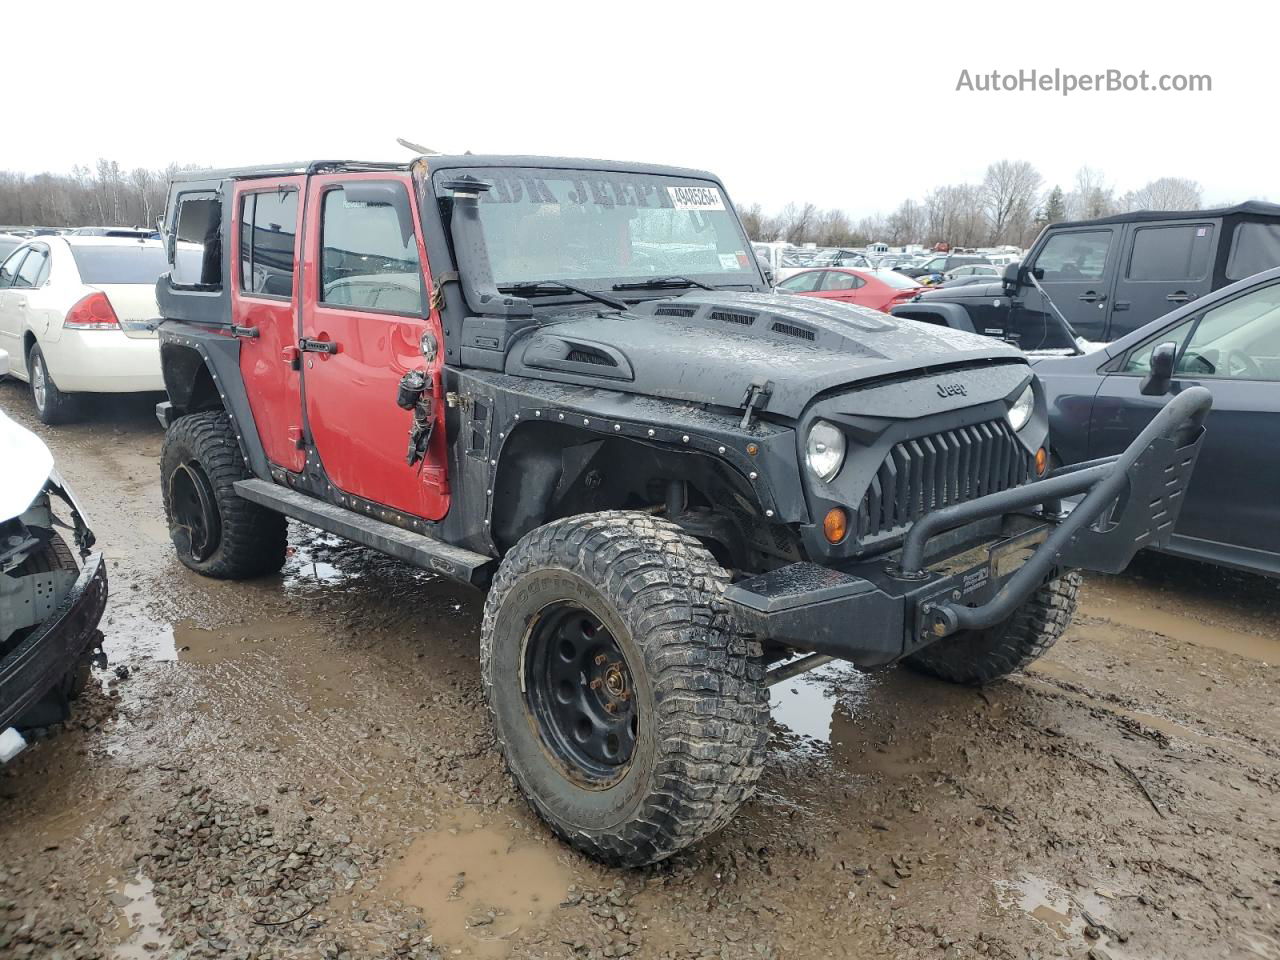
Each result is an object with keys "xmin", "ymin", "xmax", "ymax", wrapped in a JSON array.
[
  {"xmin": 822, "ymin": 271, "xmax": 862, "ymax": 291},
  {"xmin": 1226, "ymin": 222, "xmax": 1280, "ymax": 281},
  {"xmin": 1035, "ymin": 230, "xmax": 1111, "ymax": 281},
  {"xmin": 70, "ymin": 245, "xmax": 169, "ymax": 284},
  {"xmin": 319, "ymin": 185, "xmax": 422, "ymax": 314},
  {"xmin": 240, "ymin": 190, "xmax": 299, "ymax": 298},
  {"xmin": 170, "ymin": 195, "xmax": 223, "ymax": 289},
  {"xmin": 1126, "ymin": 224, "xmax": 1213, "ymax": 280}
]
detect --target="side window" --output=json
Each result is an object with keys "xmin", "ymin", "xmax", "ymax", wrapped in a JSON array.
[
  {"xmin": 1035, "ymin": 230, "xmax": 1111, "ymax": 281},
  {"xmin": 319, "ymin": 184, "xmax": 422, "ymax": 314},
  {"xmin": 240, "ymin": 190, "xmax": 299, "ymax": 298},
  {"xmin": 822, "ymin": 271, "xmax": 861, "ymax": 292},
  {"xmin": 171, "ymin": 195, "xmax": 223, "ymax": 289},
  {"xmin": 779, "ymin": 271, "xmax": 823, "ymax": 293},
  {"xmin": 1178, "ymin": 283, "xmax": 1280, "ymax": 381},
  {"xmin": 13, "ymin": 248, "xmax": 48, "ymax": 288},
  {"xmin": 1126, "ymin": 224, "xmax": 1213, "ymax": 281},
  {"xmin": 0, "ymin": 249, "xmax": 28, "ymax": 288},
  {"xmin": 1122, "ymin": 318, "xmax": 1196, "ymax": 373},
  {"xmin": 1225, "ymin": 222, "xmax": 1280, "ymax": 281}
]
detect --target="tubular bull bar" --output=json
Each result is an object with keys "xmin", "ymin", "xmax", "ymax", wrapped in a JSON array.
[{"xmin": 724, "ymin": 386, "xmax": 1212, "ymax": 665}]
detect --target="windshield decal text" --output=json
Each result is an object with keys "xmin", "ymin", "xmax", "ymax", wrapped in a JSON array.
[{"xmin": 667, "ymin": 186, "xmax": 725, "ymax": 211}]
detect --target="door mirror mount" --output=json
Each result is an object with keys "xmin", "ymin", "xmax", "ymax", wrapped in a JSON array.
[{"xmin": 1141, "ymin": 341, "xmax": 1178, "ymax": 396}]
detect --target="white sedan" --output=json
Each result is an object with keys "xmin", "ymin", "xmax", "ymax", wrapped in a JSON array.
[{"xmin": 0, "ymin": 236, "xmax": 167, "ymax": 423}]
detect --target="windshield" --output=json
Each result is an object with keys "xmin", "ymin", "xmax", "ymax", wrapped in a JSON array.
[{"xmin": 435, "ymin": 167, "xmax": 758, "ymax": 287}]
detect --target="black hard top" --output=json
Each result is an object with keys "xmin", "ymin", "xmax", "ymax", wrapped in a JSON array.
[
  {"xmin": 1054, "ymin": 200, "xmax": 1280, "ymax": 229},
  {"xmin": 170, "ymin": 155, "xmax": 720, "ymax": 184}
]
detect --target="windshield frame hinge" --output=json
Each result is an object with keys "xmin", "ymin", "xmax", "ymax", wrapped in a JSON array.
[{"xmin": 738, "ymin": 378, "xmax": 774, "ymax": 430}]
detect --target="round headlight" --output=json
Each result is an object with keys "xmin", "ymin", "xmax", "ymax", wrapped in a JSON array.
[
  {"xmin": 1008, "ymin": 383, "xmax": 1035, "ymax": 432},
  {"xmin": 805, "ymin": 420, "xmax": 846, "ymax": 482}
]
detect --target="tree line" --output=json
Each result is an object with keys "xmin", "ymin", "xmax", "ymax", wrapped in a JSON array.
[
  {"xmin": 0, "ymin": 157, "xmax": 1213, "ymax": 251},
  {"xmin": 0, "ymin": 159, "xmax": 199, "ymax": 230},
  {"xmin": 738, "ymin": 162, "xmax": 1208, "ymax": 249}
]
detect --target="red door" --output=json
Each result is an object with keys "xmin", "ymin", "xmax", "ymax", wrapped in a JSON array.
[
  {"xmin": 298, "ymin": 173, "xmax": 449, "ymax": 521},
  {"xmin": 233, "ymin": 177, "xmax": 306, "ymax": 472}
]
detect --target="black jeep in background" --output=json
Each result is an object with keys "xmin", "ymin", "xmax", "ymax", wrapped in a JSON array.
[{"xmin": 893, "ymin": 202, "xmax": 1280, "ymax": 347}]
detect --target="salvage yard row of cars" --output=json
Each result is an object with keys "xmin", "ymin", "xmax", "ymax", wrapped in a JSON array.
[{"xmin": 0, "ymin": 154, "xmax": 1270, "ymax": 867}]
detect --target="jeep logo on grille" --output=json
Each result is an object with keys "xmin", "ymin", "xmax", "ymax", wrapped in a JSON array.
[{"xmin": 936, "ymin": 382, "xmax": 967, "ymax": 398}]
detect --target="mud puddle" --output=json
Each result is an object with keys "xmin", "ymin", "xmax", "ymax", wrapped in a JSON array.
[
  {"xmin": 1080, "ymin": 591, "xmax": 1280, "ymax": 664},
  {"xmin": 107, "ymin": 874, "xmax": 171, "ymax": 959},
  {"xmin": 379, "ymin": 808, "xmax": 575, "ymax": 957},
  {"xmin": 996, "ymin": 874, "xmax": 1140, "ymax": 960},
  {"xmin": 768, "ymin": 662, "xmax": 872, "ymax": 745}
]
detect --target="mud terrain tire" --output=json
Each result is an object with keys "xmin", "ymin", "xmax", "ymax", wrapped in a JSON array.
[
  {"xmin": 904, "ymin": 572, "xmax": 1081, "ymax": 686},
  {"xmin": 161, "ymin": 411, "xmax": 287, "ymax": 579},
  {"xmin": 481, "ymin": 511, "xmax": 770, "ymax": 867}
]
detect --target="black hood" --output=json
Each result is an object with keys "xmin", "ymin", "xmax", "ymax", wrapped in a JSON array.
[
  {"xmin": 503, "ymin": 292, "xmax": 1024, "ymax": 420},
  {"xmin": 919, "ymin": 280, "xmax": 1005, "ymax": 300}
]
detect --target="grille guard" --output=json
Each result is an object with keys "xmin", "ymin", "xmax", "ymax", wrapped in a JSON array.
[{"xmin": 905, "ymin": 386, "xmax": 1212, "ymax": 638}]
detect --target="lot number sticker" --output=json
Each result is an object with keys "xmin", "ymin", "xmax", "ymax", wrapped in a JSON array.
[{"xmin": 667, "ymin": 186, "xmax": 725, "ymax": 211}]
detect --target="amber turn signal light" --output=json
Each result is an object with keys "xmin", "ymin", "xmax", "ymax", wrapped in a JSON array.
[
  {"xmin": 823, "ymin": 507, "xmax": 848, "ymax": 544},
  {"xmin": 1035, "ymin": 447, "xmax": 1048, "ymax": 476}
]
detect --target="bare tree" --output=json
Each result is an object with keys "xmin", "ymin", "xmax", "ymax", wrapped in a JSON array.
[
  {"xmin": 1066, "ymin": 165, "xmax": 1116, "ymax": 220},
  {"xmin": 981, "ymin": 160, "xmax": 1042, "ymax": 245},
  {"xmin": 1120, "ymin": 177, "xmax": 1203, "ymax": 212}
]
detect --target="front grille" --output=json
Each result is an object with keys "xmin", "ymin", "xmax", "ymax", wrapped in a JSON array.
[{"xmin": 855, "ymin": 419, "xmax": 1031, "ymax": 540}]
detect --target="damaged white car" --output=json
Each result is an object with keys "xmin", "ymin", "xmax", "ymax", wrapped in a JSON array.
[{"xmin": 0, "ymin": 348, "xmax": 106, "ymax": 758}]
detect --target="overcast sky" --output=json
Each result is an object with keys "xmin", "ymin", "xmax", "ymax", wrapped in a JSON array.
[{"xmin": 7, "ymin": 0, "xmax": 1266, "ymax": 217}]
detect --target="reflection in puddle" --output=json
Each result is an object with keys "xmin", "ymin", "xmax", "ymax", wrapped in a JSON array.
[
  {"xmin": 996, "ymin": 874, "xmax": 1138, "ymax": 959},
  {"xmin": 109, "ymin": 875, "xmax": 170, "ymax": 959},
  {"xmin": 769, "ymin": 663, "xmax": 872, "ymax": 744},
  {"xmin": 380, "ymin": 809, "xmax": 574, "ymax": 958}
]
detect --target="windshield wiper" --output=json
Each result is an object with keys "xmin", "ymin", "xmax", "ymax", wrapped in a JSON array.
[
  {"xmin": 498, "ymin": 280, "xmax": 628, "ymax": 312},
  {"xmin": 611, "ymin": 275, "xmax": 715, "ymax": 291}
]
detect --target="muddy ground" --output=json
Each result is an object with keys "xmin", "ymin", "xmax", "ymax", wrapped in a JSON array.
[{"xmin": 0, "ymin": 380, "xmax": 1277, "ymax": 960}]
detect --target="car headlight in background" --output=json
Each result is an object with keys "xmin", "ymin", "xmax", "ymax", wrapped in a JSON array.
[
  {"xmin": 805, "ymin": 420, "xmax": 846, "ymax": 482},
  {"xmin": 1007, "ymin": 383, "xmax": 1035, "ymax": 432}
]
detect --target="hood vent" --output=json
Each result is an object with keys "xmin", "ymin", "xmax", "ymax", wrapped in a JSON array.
[
  {"xmin": 710, "ymin": 309, "xmax": 755, "ymax": 326},
  {"xmin": 565, "ymin": 347, "xmax": 617, "ymax": 367},
  {"xmin": 771, "ymin": 321, "xmax": 816, "ymax": 341},
  {"xmin": 653, "ymin": 305, "xmax": 698, "ymax": 317}
]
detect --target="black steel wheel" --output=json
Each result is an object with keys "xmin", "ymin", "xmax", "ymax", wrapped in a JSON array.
[
  {"xmin": 481, "ymin": 511, "xmax": 770, "ymax": 867},
  {"xmin": 524, "ymin": 602, "xmax": 638, "ymax": 787},
  {"xmin": 169, "ymin": 461, "xmax": 221, "ymax": 563}
]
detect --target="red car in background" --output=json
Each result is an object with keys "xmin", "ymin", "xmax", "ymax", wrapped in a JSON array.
[{"xmin": 775, "ymin": 267, "xmax": 925, "ymax": 313}]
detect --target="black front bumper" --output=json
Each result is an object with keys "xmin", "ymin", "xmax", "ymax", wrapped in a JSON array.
[
  {"xmin": 725, "ymin": 386, "xmax": 1212, "ymax": 667},
  {"xmin": 0, "ymin": 552, "xmax": 107, "ymax": 729}
]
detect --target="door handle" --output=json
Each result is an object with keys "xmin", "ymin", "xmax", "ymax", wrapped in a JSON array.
[
  {"xmin": 299, "ymin": 337, "xmax": 339, "ymax": 355},
  {"xmin": 230, "ymin": 324, "xmax": 259, "ymax": 339},
  {"xmin": 1077, "ymin": 292, "xmax": 1106, "ymax": 304},
  {"xmin": 1166, "ymin": 291, "xmax": 1193, "ymax": 304},
  {"xmin": 1112, "ymin": 301, "xmax": 1130, "ymax": 311}
]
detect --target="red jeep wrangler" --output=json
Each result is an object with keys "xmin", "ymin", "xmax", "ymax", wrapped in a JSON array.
[{"xmin": 154, "ymin": 156, "xmax": 1209, "ymax": 866}]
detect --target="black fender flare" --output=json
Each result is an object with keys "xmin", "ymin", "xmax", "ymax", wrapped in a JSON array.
[
  {"xmin": 157, "ymin": 324, "xmax": 271, "ymax": 481},
  {"xmin": 890, "ymin": 301, "xmax": 977, "ymax": 333}
]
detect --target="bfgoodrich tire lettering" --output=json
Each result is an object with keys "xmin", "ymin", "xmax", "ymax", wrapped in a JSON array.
[
  {"xmin": 161, "ymin": 411, "xmax": 286, "ymax": 579},
  {"xmin": 481, "ymin": 511, "xmax": 769, "ymax": 867},
  {"xmin": 905, "ymin": 571, "xmax": 1081, "ymax": 685}
]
